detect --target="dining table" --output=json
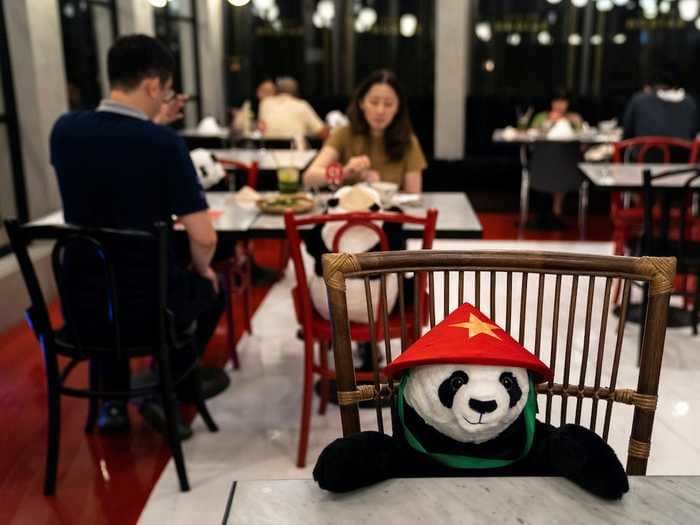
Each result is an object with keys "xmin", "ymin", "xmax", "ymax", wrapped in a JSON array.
[
  {"xmin": 31, "ymin": 192, "xmax": 484, "ymax": 241},
  {"xmin": 222, "ymin": 476, "xmax": 700, "ymax": 524},
  {"xmin": 492, "ymin": 128, "xmax": 622, "ymax": 236}
]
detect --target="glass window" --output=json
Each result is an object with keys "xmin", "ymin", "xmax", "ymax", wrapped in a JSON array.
[
  {"xmin": 154, "ymin": 0, "xmax": 202, "ymax": 127},
  {"xmin": 59, "ymin": 0, "xmax": 118, "ymax": 110}
]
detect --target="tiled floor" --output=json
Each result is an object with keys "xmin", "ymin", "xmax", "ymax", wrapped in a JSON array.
[{"xmin": 139, "ymin": 240, "xmax": 700, "ymax": 524}]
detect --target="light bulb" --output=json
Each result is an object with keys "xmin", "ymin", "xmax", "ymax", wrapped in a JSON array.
[
  {"xmin": 568, "ymin": 33, "xmax": 582, "ymax": 45},
  {"xmin": 399, "ymin": 14, "xmax": 417, "ymax": 38},
  {"xmin": 679, "ymin": 0, "xmax": 700, "ymax": 21},
  {"xmin": 537, "ymin": 31, "xmax": 552, "ymax": 45},
  {"xmin": 475, "ymin": 22, "xmax": 492, "ymax": 42}
]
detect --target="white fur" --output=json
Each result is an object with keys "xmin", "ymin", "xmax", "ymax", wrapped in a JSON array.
[
  {"xmin": 403, "ymin": 364, "xmax": 529, "ymax": 445},
  {"xmin": 309, "ymin": 185, "xmax": 399, "ymax": 323}
]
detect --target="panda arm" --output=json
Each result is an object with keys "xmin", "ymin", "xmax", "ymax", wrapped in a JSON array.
[
  {"xmin": 542, "ymin": 423, "xmax": 629, "ymax": 500},
  {"xmin": 313, "ymin": 431, "xmax": 403, "ymax": 492}
]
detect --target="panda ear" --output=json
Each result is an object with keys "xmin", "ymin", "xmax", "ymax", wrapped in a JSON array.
[
  {"xmin": 369, "ymin": 203, "xmax": 381, "ymax": 212},
  {"xmin": 327, "ymin": 198, "xmax": 340, "ymax": 208}
]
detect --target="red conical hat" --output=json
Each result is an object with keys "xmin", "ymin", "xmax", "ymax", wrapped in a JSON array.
[{"xmin": 384, "ymin": 302, "xmax": 553, "ymax": 383}]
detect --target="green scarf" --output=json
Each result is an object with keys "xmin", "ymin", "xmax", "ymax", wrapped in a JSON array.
[{"xmin": 398, "ymin": 373, "xmax": 536, "ymax": 469}]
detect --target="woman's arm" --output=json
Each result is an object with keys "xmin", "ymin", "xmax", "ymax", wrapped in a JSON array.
[
  {"xmin": 403, "ymin": 170, "xmax": 422, "ymax": 193},
  {"xmin": 303, "ymin": 145, "xmax": 340, "ymax": 188}
]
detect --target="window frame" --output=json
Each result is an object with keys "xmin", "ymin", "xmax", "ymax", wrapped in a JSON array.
[
  {"xmin": 0, "ymin": 0, "xmax": 28, "ymax": 256},
  {"xmin": 153, "ymin": 0, "xmax": 203, "ymax": 123}
]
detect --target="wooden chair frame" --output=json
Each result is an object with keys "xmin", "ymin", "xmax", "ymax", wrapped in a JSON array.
[{"xmin": 323, "ymin": 250, "xmax": 675, "ymax": 475}]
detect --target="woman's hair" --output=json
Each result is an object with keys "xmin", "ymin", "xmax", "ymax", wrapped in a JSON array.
[{"xmin": 347, "ymin": 69, "xmax": 413, "ymax": 162}]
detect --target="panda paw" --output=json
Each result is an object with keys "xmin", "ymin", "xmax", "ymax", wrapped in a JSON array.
[
  {"xmin": 549, "ymin": 424, "xmax": 629, "ymax": 500},
  {"xmin": 313, "ymin": 431, "xmax": 400, "ymax": 492}
]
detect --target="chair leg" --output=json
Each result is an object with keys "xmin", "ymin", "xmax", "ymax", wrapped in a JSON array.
[
  {"xmin": 297, "ymin": 338, "xmax": 314, "ymax": 468},
  {"xmin": 244, "ymin": 263, "xmax": 253, "ymax": 335},
  {"xmin": 157, "ymin": 363, "xmax": 190, "ymax": 491},
  {"xmin": 223, "ymin": 267, "xmax": 240, "ymax": 370},
  {"xmin": 693, "ymin": 273, "xmax": 699, "ymax": 336},
  {"xmin": 84, "ymin": 360, "xmax": 99, "ymax": 434},
  {"xmin": 44, "ymin": 361, "xmax": 61, "ymax": 496},
  {"xmin": 318, "ymin": 341, "xmax": 330, "ymax": 416},
  {"xmin": 191, "ymin": 367, "xmax": 219, "ymax": 432}
]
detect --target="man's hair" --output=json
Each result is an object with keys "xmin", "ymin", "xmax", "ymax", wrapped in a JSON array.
[
  {"xmin": 276, "ymin": 77, "xmax": 299, "ymax": 96},
  {"xmin": 107, "ymin": 34, "xmax": 175, "ymax": 90}
]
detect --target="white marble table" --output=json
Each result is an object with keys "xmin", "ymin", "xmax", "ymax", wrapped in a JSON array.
[
  {"xmin": 247, "ymin": 192, "xmax": 482, "ymax": 239},
  {"xmin": 493, "ymin": 128, "xmax": 622, "ymax": 144},
  {"xmin": 30, "ymin": 192, "xmax": 482, "ymax": 241},
  {"xmin": 222, "ymin": 476, "xmax": 700, "ymax": 525},
  {"xmin": 211, "ymin": 148, "xmax": 318, "ymax": 171},
  {"xmin": 579, "ymin": 162, "xmax": 699, "ymax": 190}
]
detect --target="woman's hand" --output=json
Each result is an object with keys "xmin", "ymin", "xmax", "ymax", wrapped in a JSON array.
[
  {"xmin": 360, "ymin": 170, "xmax": 380, "ymax": 183},
  {"xmin": 344, "ymin": 155, "xmax": 371, "ymax": 175}
]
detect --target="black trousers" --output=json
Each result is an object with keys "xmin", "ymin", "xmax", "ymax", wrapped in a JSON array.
[{"xmin": 101, "ymin": 271, "xmax": 226, "ymax": 393}]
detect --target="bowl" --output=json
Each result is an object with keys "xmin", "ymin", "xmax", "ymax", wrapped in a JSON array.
[{"xmin": 370, "ymin": 181, "xmax": 399, "ymax": 204}]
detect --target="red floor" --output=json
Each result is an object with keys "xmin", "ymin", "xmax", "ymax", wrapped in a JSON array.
[{"xmin": 0, "ymin": 217, "xmax": 613, "ymax": 524}]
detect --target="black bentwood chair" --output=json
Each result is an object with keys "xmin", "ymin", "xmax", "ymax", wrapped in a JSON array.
[{"xmin": 4, "ymin": 220, "xmax": 218, "ymax": 495}]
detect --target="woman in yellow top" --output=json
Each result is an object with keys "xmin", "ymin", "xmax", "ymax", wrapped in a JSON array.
[{"xmin": 304, "ymin": 69, "xmax": 427, "ymax": 193}]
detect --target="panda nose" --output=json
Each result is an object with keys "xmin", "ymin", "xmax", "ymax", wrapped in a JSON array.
[{"xmin": 469, "ymin": 398, "xmax": 497, "ymax": 414}]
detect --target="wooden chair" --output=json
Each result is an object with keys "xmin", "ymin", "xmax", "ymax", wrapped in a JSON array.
[
  {"xmin": 4, "ymin": 220, "xmax": 219, "ymax": 494},
  {"xmin": 323, "ymin": 250, "xmax": 675, "ymax": 475},
  {"xmin": 285, "ymin": 208, "xmax": 437, "ymax": 467}
]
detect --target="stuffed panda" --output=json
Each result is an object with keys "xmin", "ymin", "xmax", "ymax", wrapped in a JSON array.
[
  {"xmin": 313, "ymin": 302, "xmax": 630, "ymax": 500},
  {"xmin": 190, "ymin": 148, "xmax": 227, "ymax": 190},
  {"xmin": 304, "ymin": 184, "xmax": 409, "ymax": 324}
]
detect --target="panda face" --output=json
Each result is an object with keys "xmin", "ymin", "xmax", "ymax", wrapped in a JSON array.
[{"xmin": 403, "ymin": 364, "xmax": 529, "ymax": 445}]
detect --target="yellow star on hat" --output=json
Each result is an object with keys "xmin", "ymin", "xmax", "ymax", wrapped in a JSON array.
[{"xmin": 450, "ymin": 313, "xmax": 501, "ymax": 340}]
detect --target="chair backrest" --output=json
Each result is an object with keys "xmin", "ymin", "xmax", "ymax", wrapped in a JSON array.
[
  {"xmin": 691, "ymin": 140, "xmax": 700, "ymax": 163},
  {"xmin": 214, "ymin": 158, "xmax": 259, "ymax": 189},
  {"xmin": 613, "ymin": 137, "xmax": 693, "ymax": 164},
  {"xmin": 284, "ymin": 208, "xmax": 437, "ymax": 336},
  {"xmin": 641, "ymin": 167, "xmax": 700, "ymax": 269},
  {"xmin": 322, "ymin": 250, "xmax": 675, "ymax": 475},
  {"xmin": 4, "ymin": 220, "xmax": 169, "ymax": 361}
]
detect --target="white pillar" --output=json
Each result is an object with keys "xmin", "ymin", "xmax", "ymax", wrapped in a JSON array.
[
  {"xmin": 196, "ymin": 0, "xmax": 226, "ymax": 124},
  {"xmin": 434, "ymin": 0, "xmax": 471, "ymax": 160},
  {"xmin": 3, "ymin": 0, "xmax": 66, "ymax": 219},
  {"xmin": 117, "ymin": 0, "xmax": 155, "ymax": 36}
]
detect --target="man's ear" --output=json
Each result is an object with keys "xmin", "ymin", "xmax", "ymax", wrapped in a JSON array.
[{"xmin": 142, "ymin": 77, "xmax": 161, "ymax": 98}]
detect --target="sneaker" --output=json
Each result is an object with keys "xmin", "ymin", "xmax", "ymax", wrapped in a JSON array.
[
  {"xmin": 139, "ymin": 399, "xmax": 193, "ymax": 441},
  {"xmin": 97, "ymin": 401, "xmax": 130, "ymax": 433}
]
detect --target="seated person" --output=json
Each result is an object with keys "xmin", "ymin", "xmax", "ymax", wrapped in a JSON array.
[
  {"xmin": 623, "ymin": 66, "xmax": 699, "ymax": 142},
  {"xmin": 258, "ymin": 77, "xmax": 328, "ymax": 146},
  {"xmin": 303, "ymin": 69, "xmax": 426, "ymax": 193},
  {"xmin": 230, "ymin": 79, "xmax": 276, "ymax": 136},
  {"xmin": 50, "ymin": 35, "xmax": 225, "ymax": 437},
  {"xmin": 528, "ymin": 90, "xmax": 582, "ymax": 229}
]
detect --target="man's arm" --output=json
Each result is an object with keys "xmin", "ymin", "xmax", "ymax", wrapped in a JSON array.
[{"xmin": 179, "ymin": 210, "xmax": 218, "ymax": 291}]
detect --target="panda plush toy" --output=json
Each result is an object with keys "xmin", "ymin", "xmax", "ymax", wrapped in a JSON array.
[
  {"xmin": 313, "ymin": 302, "xmax": 630, "ymax": 500},
  {"xmin": 305, "ymin": 184, "xmax": 409, "ymax": 324}
]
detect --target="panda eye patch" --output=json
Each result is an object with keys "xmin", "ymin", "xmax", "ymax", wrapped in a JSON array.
[
  {"xmin": 438, "ymin": 371, "xmax": 469, "ymax": 409},
  {"xmin": 499, "ymin": 373, "xmax": 514, "ymax": 390}
]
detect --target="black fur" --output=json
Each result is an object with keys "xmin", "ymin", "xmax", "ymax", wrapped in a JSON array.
[
  {"xmin": 314, "ymin": 385, "xmax": 629, "ymax": 500},
  {"xmin": 499, "ymin": 372, "xmax": 523, "ymax": 408},
  {"xmin": 438, "ymin": 371, "xmax": 469, "ymax": 409}
]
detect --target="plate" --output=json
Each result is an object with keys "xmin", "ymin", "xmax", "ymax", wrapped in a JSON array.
[{"xmin": 256, "ymin": 194, "xmax": 314, "ymax": 214}]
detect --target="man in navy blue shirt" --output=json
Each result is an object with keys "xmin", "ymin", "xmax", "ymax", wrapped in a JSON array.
[{"xmin": 51, "ymin": 35, "xmax": 224, "ymax": 437}]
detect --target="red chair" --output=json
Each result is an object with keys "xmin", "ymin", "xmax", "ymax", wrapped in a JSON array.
[
  {"xmin": 610, "ymin": 137, "xmax": 694, "ymax": 256},
  {"xmin": 211, "ymin": 159, "xmax": 259, "ymax": 369},
  {"xmin": 285, "ymin": 208, "xmax": 437, "ymax": 467}
]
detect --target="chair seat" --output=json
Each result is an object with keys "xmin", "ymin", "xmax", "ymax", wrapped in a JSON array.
[
  {"xmin": 292, "ymin": 286, "xmax": 417, "ymax": 342},
  {"xmin": 54, "ymin": 320, "xmax": 197, "ymax": 359}
]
